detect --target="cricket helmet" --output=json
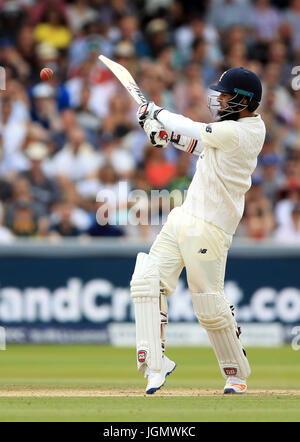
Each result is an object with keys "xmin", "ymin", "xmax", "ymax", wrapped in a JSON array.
[{"xmin": 208, "ymin": 67, "xmax": 262, "ymax": 120}]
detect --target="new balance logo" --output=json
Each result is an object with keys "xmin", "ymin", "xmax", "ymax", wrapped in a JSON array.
[{"xmin": 198, "ymin": 248, "xmax": 207, "ymax": 254}]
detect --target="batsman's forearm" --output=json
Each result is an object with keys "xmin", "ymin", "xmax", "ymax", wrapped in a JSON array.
[
  {"xmin": 157, "ymin": 109, "xmax": 206, "ymax": 139},
  {"xmin": 170, "ymin": 132, "xmax": 204, "ymax": 156}
]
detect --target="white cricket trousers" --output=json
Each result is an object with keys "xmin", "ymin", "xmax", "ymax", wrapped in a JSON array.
[{"xmin": 149, "ymin": 206, "xmax": 232, "ymax": 297}]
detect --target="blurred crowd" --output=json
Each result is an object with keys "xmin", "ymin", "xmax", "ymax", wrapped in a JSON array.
[{"xmin": 0, "ymin": 0, "xmax": 300, "ymax": 244}]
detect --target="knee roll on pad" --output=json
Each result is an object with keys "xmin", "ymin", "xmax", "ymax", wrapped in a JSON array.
[
  {"xmin": 191, "ymin": 293, "xmax": 251, "ymax": 380},
  {"xmin": 130, "ymin": 253, "xmax": 162, "ymax": 373}
]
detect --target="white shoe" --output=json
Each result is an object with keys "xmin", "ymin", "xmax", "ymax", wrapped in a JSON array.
[
  {"xmin": 224, "ymin": 376, "xmax": 247, "ymax": 394},
  {"xmin": 145, "ymin": 355, "xmax": 176, "ymax": 395}
]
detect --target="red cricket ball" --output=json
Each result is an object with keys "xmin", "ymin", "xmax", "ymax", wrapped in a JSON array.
[{"xmin": 40, "ymin": 67, "xmax": 54, "ymax": 81}]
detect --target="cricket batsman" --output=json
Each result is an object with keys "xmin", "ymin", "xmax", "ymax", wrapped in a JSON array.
[{"xmin": 130, "ymin": 67, "xmax": 266, "ymax": 394}]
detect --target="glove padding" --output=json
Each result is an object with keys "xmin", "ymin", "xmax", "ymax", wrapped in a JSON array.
[
  {"xmin": 137, "ymin": 101, "xmax": 164, "ymax": 128},
  {"xmin": 143, "ymin": 119, "xmax": 169, "ymax": 148}
]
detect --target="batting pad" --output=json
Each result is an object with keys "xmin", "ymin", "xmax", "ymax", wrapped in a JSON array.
[
  {"xmin": 160, "ymin": 290, "xmax": 168, "ymax": 353},
  {"xmin": 191, "ymin": 293, "xmax": 251, "ymax": 380},
  {"xmin": 130, "ymin": 253, "xmax": 162, "ymax": 373}
]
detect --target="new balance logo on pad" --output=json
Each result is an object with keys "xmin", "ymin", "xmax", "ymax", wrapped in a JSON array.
[{"xmin": 198, "ymin": 248, "xmax": 207, "ymax": 254}]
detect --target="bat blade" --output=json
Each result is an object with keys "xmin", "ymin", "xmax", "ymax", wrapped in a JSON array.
[{"xmin": 99, "ymin": 54, "xmax": 147, "ymax": 105}]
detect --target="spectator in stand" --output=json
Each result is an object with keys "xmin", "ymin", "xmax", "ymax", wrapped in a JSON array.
[
  {"xmin": 225, "ymin": 39, "xmax": 249, "ymax": 69},
  {"xmin": 87, "ymin": 206, "xmax": 124, "ymax": 237},
  {"xmin": 0, "ymin": 94, "xmax": 28, "ymax": 177},
  {"xmin": 50, "ymin": 200, "xmax": 80, "ymax": 237},
  {"xmin": 95, "ymin": 0, "xmax": 136, "ymax": 25},
  {"xmin": 144, "ymin": 144, "xmax": 176, "ymax": 190},
  {"xmin": 138, "ymin": 62, "xmax": 174, "ymax": 110},
  {"xmin": 3, "ymin": 75, "xmax": 31, "ymax": 116},
  {"xmin": 260, "ymin": 153, "xmax": 285, "ymax": 205},
  {"xmin": 21, "ymin": 141, "xmax": 61, "ymax": 210},
  {"xmin": 285, "ymin": 155, "xmax": 300, "ymax": 181},
  {"xmin": 30, "ymin": 82, "xmax": 62, "ymax": 135},
  {"xmin": 66, "ymin": 50, "xmax": 117, "ymax": 118},
  {"xmin": 0, "ymin": 0, "xmax": 25, "ymax": 43},
  {"xmin": 99, "ymin": 133, "xmax": 136, "ymax": 180},
  {"xmin": 0, "ymin": 202, "xmax": 15, "ymax": 244},
  {"xmin": 237, "ymin": 176, "xmax": 275, "ymax": 239},
  {"xmin": 76, "ymin": 161, "xmax": 127, "ymax": 238},
  {"xmin": 45, "ymin": 125, "xmax": 103, "ymax": 182},
  {"xmin": 16, "ymin": 24, "xmax": 36, "ymax": 74},
  {"xmin": 0, "ymin": 39, "xmax": 31, "ymax": 84},
  {"xmin": 67, "ymin": 18, "xmax": 114, "ymax": 71},
  {"xmin": 66, "ymin": 0, "xmax": 98, "ymax": 35},
  {"xmin": 174, "ymin": 13, "xmax": 222, "ymax": 67},
  {"xmin": 68, "ymin": 35, "xmax": 114, "ymax": 85},
  {"xmin": 174, "ymin": 62, "xmax": 210, "ymax": 117},
  {"xmin": 0, "ymin": 178, "xmax": 12, "ymax": 203},
  {"xmin": 101, "ymin": 93, "xmax": 135, "ymax": 139},
  {"xmin": 4, "ymin": 177, "xmax": 47, "ymax": 237},
  {"xmin": 189, "ymin": 37, "xmax": 218, "ymax": 86},
  {"xmin": 250, "ymin": 0, "xmax": 282, "ymax": 63},
  {"xmin": 207, "ymin": 0, "xmax": 254, "ymax": 34},
  {"xmin": 53, "ymin": 179, "xmax": 92, "ymax": 232},
  {"xmin": 275, "ymin": 179, "xmax": 300, "ymax": 228},
  {"xmin": 274, "ymin": 202, "xmax": 300, "ymax": 244},
  {"xmin": 115, "ymin": 14, "xmax": 149, "ymax": 58},
  {"xmin": 144, "ymin": 18, "xmax": 170, "ymax": 59},
  {"xmin": 28, "ymin": 0, "xmax": 67, "ymax": 26},
  {"xmin": 74, "ymin": 85, "xmax": 101, "ymax": 147},
  {"xmin": 33, "ymin": 7, "xmax": 72, "ymax": 50},
  {"xmin": 281, "ymin": 0, "xmax": 300, "ymax": 53},
  {"xmin": 80, "ymin": 161, "xmax": 128, "ymax": 234},
  {"xmin": 261, "ymin": 64, "xmax": 295, "ymax": 128},
  {"xmin": 52, "ymin": 107, "xmax": 78, "ymax": 149},
  {"xmin": 6, "ymin": 200, "xmax": 40, "ymax": 237},
  {"xmin": 222, "ymin": 25, "xmax": 247, "ymax": 51},
  {"xmin": 155, "ymin": 44, "xmax": 178, "ymax": 92},
  {"xmin": 282, "ymin": 110, "xmax": 300, "ymax": 156},
  {"xmin": 267, "ymin": 40, "xmax": 293, "ymax": 89},
  {"xmin": 167, "ymin": 152, "xmax": 192, "ymax": 203}
]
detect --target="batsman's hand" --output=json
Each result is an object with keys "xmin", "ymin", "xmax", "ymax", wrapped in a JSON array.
[
  {"xmin": 143, "ymin": 118, "xmax": 169, "ymax": 148},
  {"xmin": 137, "ymin": 101, "xmax": 164, "ymax": 128}
]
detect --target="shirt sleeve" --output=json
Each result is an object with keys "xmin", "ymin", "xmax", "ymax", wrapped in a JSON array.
[
  {"xmin": 157, "ymin": 109, "xmax": 206, "ymax": 139},
  {"xmin": 157, "ymin": 110, "xmax": 239, "ymax": 152},
  {"xmin": 199, "ymin": 121, "xmax": 239, "ymax": 152}
]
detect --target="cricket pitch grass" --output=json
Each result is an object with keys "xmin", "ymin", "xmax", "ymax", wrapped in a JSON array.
[{"xmin": 0, "ymin": 344, "xmax": 299, "ymax": 422}]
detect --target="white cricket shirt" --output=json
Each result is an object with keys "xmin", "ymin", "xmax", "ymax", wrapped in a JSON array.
[{"xmin": 158, "ymin": 111, "xmax": 266, "ymax": 234}]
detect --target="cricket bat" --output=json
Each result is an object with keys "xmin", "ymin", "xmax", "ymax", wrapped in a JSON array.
[
  {"xmin": 99, "ymin": 55, "xmax": 169, "ymax": 145},
  {"xmin": 99, "ymin": 54, "xmax": 147, "ymax": 105}
]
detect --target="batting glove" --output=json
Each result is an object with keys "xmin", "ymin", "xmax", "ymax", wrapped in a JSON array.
[
  {"xmin": 143, "ymin": 118, "xmax": 169, "ymax": 148},
  {"xmin": 137, "ymin": 101, "xmax": 164, "ymax": 128}
]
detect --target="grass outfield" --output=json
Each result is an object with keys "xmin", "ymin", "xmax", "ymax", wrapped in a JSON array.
[{"xmin": 0, "ymin": 344, "xmax": 299, "ymax": 422}]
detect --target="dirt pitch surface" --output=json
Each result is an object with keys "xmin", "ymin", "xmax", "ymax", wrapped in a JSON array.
[{"xmin": 0, "ymin": 388, "xmax": 299, "ymax": 397}]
